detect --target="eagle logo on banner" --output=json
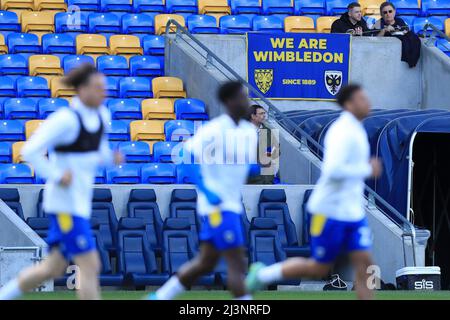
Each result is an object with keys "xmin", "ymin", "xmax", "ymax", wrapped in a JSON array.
[
  {"xmin": 254, "ymin": 69, "xmax": 273, "ymax": 94},
  {"xmin": 324, "ymin": 71, "xmax": 343, "ymax": 96}
]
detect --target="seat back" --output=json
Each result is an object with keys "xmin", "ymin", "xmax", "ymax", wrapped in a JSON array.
[
  {"xmin": 154, "ymin": 14, "xmax": 185, "ymax": 35},
  {"xmin": 249, "ymin": 217, "xmax": 286, "ymax": 264},
  {"xmin": 91, "ymin": 188, "xmax": 118, "ymax": 251},
  {"xmin": 141, "ymin": 98, "xmax": 174, "ymax": 120},
  {"xmin": 169, "ymin": 189, "xmax": 198, "ymax": 232},
  {"xmin": 25, "ymin": 119, "xmax": 44, "ymax": 139},
  {"xmin": 284, "ymin": 16, "xmax": 315, "ymax": 32},
  {"xmin": 316, "ymin": 16, "xmax": 339, "ymax": 32},
  {"xmin": 141, "ymin": 163, "xmax": 177, "ymax": 184},
  {"xmin": 152, "ymin": 76, "xmax": 186, "ymax": 99},
  {"xmin": 302, "ymin": 189, "xmax": 313, "ymax": 244},
  {"xmin": 106, "ymin": 163, "xmax": 142, "ymax": 184},
  {"xmin": 130, "ymin": 120, "xmax": 166, "ymax": 142},
  {"xmin": 0, "ymin": 187, "xmax": 24, "ymax": 219}
]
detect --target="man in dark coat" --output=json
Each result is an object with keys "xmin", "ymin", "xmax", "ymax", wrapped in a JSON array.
[{"xmin": 331, "ymin": 2, "xmax": 369, "ymax": 36}]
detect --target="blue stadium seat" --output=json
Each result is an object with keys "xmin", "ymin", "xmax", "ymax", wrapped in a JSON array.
[
  {"xmin": 0, "ymin": 54, "xmax": 28, "ymax": 76},
  {"xmin": 153, "ymin": 141, "xmax": 180, "ymax": 162},
  {"xmin": 164, "ymin": 120, "xmax": 195, "ymax": 141},
  {"xmin": 169, "ymin": 188, "xmax": 198, "ymax": 238},
  {"xmin": 97, "ymin": 55, "xmax": 129, "ymax": 77},
  {"xmin": 42, "ymin": 34, "xmax": 76, "ymax": 55},
  {"xmin": 421, "ymin": 0, "xmax": 450, "ymax": 16},
  {"xmin": 176, "ymin": 164, "xmax": 199, "ymax": 184},
  {"xmin": 294, "ymin": 0, "xmax": 326, "ymax": 15},
  {"xmin": 117, "ymin": 218, "xmax": 168, "ymax": 286},
  {"xmin": 301, "ymin": 189, "xmax": 313, "ymax": 245},
  {"xmin": 16, "ymin": 77, "xmax": 50, "ymax": 98},
  {"xmin": 249, "ymin": 217, "xmax": 287, "ymax": 264},
  {"xmin": 95, "ymin": 167, "xmax": 106, "ymax": 184},
  {"xmin": 162, "ymin": 218, "xmax": 215, "ymax": 285},
  {"xmin": 91, "ymin": 188, "xmax": 118, "ymax": 253},
  {"xmin": 174, "ymin": 98, "xmax": 208, "ymax": 120},
  {"xmin": 38, "ymin": 98, "xmax": 68, "ymax": 119},
  {"xmin": 0, "ymin": 77, "xmax": 16, "ymax": 97},
  {"xmin": 88, "ymin": 13, "xmax": 121, "ymax": 34},
  {"xmin": 106, "ymin": 163, "xmax": 142, "ymax": 183},
  {"xmin": 0, "ymin": 120, "xmax": 24, "ymax": 140},
  {"xmin": 127, "ymin": 189, "xmax": 164, "ymax": 254},
  {"xmin": 187, "ymin": 15, "xmax": 219, "ymax": 33},
  {"xmin": 119, "ymin": 77, "xmax": 152, "ymax": 99},
  {"xmin": 63, "ymin": 55, "xmax": 95, "ymax": 73},
  {"xmin": 0, "ymin": 11, "xmax": 20, "ymax": 32},
  {"xmin": 392, "ymin": 0, "xmax": 421, "ymax": 15},
  {"xmin": 4, "ymin": 98, "xmax": 38, "ymax": 119},
  {"xmin": 141, "ymin": 163, "xmax": 177, "ymax": 184},
  {"xmin": 106, "ymin": 77, "xmax": 120, "ymax": 98},
  {"xmin": 167, "ymin": 0, "xmax": 197, "ymax": 13},
  {"xmin": 27, "ymin": 216, "xmax": 49, "ymax": 238},
  {"xmin": 142, "ymin": 35, "xmax": 165, "ymax": 55},
  {"xmin": 122, "ymin": 13, "xmax": 155, "ymax": 34},
  {"xmin": 0, "ymin": 188, "xmax": 24, "ymax": 219},
  {"xmin": 413, "ymin": 16, "xmax": 445, "ymax": 35},
  {"xmin": 35, "ymin": 188, "xmax": 46, "ymax": 218},
  {"xmin": 118, "ymin": 141, "xmax": 151, "ymax": 162},
  {"xmin": 129, "ymin": 55, "xmax": 162, "ymax": 77},
  {"xmin": 252, "ymin": 16, "xmax": 284, "ymax": 32},
  {"xmin": 67, "ymin": 0, "xmax": 100, "ymax": 11},
  {"xmin": 262, "ymin": 0, "xmax": 294, "ymax": 15},
  {"xmin": 0, "ymin": 142, "xmax": 12, "ymax": 163},
  {"xmin": 108, "ymin": 99, "xmax": 141, "ymax": 119},
  {"xmin": 100, "ymin": 0, "xmax": 132, "ymax": 12},
  {"xmin": 436, "ymin": 38, "xmax": 450, "ymax": 56},
  {"xmin": 398, "ymin": 15, "xmax": 415, "ymax": 26},
  {"xmin": 325, "ymin": 0, "xmax": 351, "ymax": 15},
  {"xmin": 230, "ymin": 0, "xmax": 262, "ymax": 14},
  {"xmin": 220, "ymin": 15, "xmax": 252, "ymax": 33},
  {"xmin": 0, "ymin": 164, "xmax": 34, "ymax": 184},
  {"xmin": 55, "ymin": 12, "xmax": 89, "ymax": 33},
  {"xmin": 7, "ymin": 33, "xmax": 41, "ymax": 54},
  {"xmin": 109, "ymin": 120, "xmax": 129, "ymax": 141},
  {"xmin": 133, "ymin": 0, "xmax": 166, "ymax": 13}
]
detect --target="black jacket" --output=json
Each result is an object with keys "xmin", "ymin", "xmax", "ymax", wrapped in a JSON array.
[{"xmin": 331, "ymin": 14, "xmax": 369, "ymax": 35}]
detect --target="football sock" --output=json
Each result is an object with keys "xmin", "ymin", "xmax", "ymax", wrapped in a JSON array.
[
  {"xmin": 257, "ymin": 263, "xmax": 284, "ymax": 284},
  {"xmin": 155, "ymin": 276, "xmax": 186, "ymax": 300}
]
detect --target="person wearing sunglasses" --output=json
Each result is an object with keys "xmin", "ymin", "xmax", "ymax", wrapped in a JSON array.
[{"xmin": 375, "ymin": 2, "xmax": 408, "ymax": 37}]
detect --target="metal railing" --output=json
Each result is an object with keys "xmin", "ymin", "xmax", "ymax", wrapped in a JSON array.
[
  {"xmin": 165, "ymin": 19, "xmax": 418, "ymax": 266},
  {"xmin": 424, "ymin": 23, "xmax": 450, "ymax": 51}
]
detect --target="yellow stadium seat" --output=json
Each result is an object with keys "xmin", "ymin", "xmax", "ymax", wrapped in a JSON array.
[
  {"xmin": 198, "ymin": 0, "xmax": 231, "ymax": 15},
  {"xmin": 76, "ymin": 34, "xmax": 110, "ymax": 59},
  {"xmin": 1, "ymin": 0, "xmax": 34, "ymax": 11},
  {"xmin": 21, "ymin": 11, "xmax": 55, "ymax": 34},
  {"xmin": 12, "ymin": 141, "xmax": 26, "ymax": 163},
  {"xmin": 141, "ymin": 99, "xmax": 176, "ymax": 120},
  {"xmin": 316, "ymin": 16, "xmax": 339, "ymax": 33},
  {"xmin": 152, "ymin": 77, "xmax": 186, "ymax": 99},
  {"xmin": 34, "ymin": 0, "xmax": 67, "ymax": 11},
  {"xmin": 359, "ymin": 0, "xmax": 384, "ymax": 15},
  {"xmin": 0, "ymin": 34, "xmax": 7, "ymax": 54},
  {"xmin": 284, "ymin": 16, "xmax": 315, "ymax": 33},
  {"xmin": 25, "ymin": 120, "xmax": 44, "ymax": 139},
  {"xmin": 109, "ymin": 35, "xmax": 143, "ymax": 59},
  {"xmin": 130, "ymin": 120, "xmax": 166, "ymax": 142},
  {"xmin": 446, "ymin": 18, "xmax": 450, "ymax": 37},
  {"xmin": 154, "ymin": 14, "xmax": 185, "ymax": 35},
  {"xmin": 51, "ymin": 76, "xmax": 76, "ymax": 98},
  {"xmin": 29, "ymin": 55, "xmax": 63, "ymax": 79}
]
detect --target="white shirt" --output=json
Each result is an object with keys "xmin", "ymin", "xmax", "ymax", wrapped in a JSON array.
[
  {"xmin": 307, "ymin": 111, "xmax": 372, "ymax": 222},
  {"xmin": 22, "ymin": 97, "xmax": 113, "ymax": 219},
  {"xmin": 184, "ymin": 114, "xmax": 258, "ymax": 216}
]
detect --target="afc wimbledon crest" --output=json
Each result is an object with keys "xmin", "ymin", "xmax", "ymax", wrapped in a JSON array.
[
  {"xmin": 324, "ymin": 71, "xmax": 343, "ymax": 96},
  {"xmin": 254, "ymin": 69, "xmax": 273, "ymax": 94}
]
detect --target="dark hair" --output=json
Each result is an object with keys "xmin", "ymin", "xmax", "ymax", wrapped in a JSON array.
[
  {"xmin": 249, "ymin": 104, "xmax": 264, "ymax": 115},
  {"xmin": 347, "ymin": 2, "xmax": 360, "ymax": 10},
  {"xmin": 380, "ymin": 1, "xmax": 395, "ymax": 13},
  {"xmin": 62, "ymin": 63, "xmax": 99, "ymax": 89},
  {"xmin": 217, "ymin": 81, "xmax": 244, "ymax": 104},
  {"xmin": 336, "ymin": 84, "xmax": 362, "ymax": 108}
]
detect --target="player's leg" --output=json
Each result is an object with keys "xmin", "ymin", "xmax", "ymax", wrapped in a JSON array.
[
  {"xmin": 222, "ymin": 247, "xmax": 250, "ymax": 299},
  {"xmin": 0, "ymin": 248, "xmax": 68, "ymax": 300},
  {"xmin": 349, "ymin": 250, "xmax": 374, "ymax": 300},
  {"xmin": 73, "ymin": 250, "xmax": 101, "ymax": 300}
]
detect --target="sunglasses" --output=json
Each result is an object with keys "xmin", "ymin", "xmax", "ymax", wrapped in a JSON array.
[{"xmin": 382, "ymin": 9, "xmax": 393, "ymax": 14}]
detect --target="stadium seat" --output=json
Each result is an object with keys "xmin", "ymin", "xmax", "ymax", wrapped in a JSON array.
[
  {"xmin": 108, "ymin": 98, "xmax": 141, "ymax": 119},
  {"xmin": 166, "ymin": 0, "xmax": 197, "ymax": 13},
  {"xmin": 17, "ymin": 76, "xmax": 50, "ymax": 98},
  {"xmin": 141, "ymin": 162, "xmax": 177, "ymax": 183},
  {"xmin": 262, "ymin": 0, "xmax": 294, "ymax": 15},
  {"xmin": 117, "ymin": 218, "xmax": 168, "ymax": 286},
  {"xmin": 42, "ymin": 33, "xmax": 76, "ymax": 55},
  {"xmin": 154, "ymin": 14, "xmax": 186, "ymax": 35},
  {"xmin": 325, "ymin": 0, "xmax": 352, "ymax": 15},
  {"xmin": 91, "ymin": 188, "xmax": 118, "ymax": 253},
  {"xmin": 7, "ymin": 33, "xmax": 40, "ymax": 54},
  {"xmin": 316, "ymin": 16, "xmax": 339, "ymax": 32},
  {"xmin": 118, "ymin": 141, "xmax": 151, "ymax": 162},
  {"xmin": 21, "ymin": 11, "xmax": 56, "ymax": 36},
  {"xmin": 249, "ymin": 217, "xmax": 287, "ymax": 264},
  {"xmin": 34, "ymin": 0, "xmax": 67, "ymax": 12},
  {"xmin": 50, "ymin": 76, "xmax": 77, "ymax": 98},
  {"xmin": 62, "ymin": 55, "xmax": 95, "ymax": 73},
  {"xmin": 392, "ymin": 0, "xmax": 421, "ymax": 15},
  {"xmin": 0, "ymin": 142, "xmax": 12, "ymax": 163},
  {"xmin": 119, "ymin": 77, "xmax": 152, "ymax": 99},
  {"xmin": 106, "ymin": 163, "xmax": 142, "ymax": 183},
  {"xmin": 162, "ymin": 218, "xmax": 215, "ymax": 285},
  {"xmin": 97, "ymin": 55, "xmax": 129, "ymax": 77},
  {"xmin": 142, "ymin": 35, "xmax": 165, "ymax": 55},
  {"xmin": 141, "ymin": 98, "xmax": 175, "ymax": 120},
  {"xmin": 55, "ymin": 11, "xmax": 89, "ymax": 33},
  {"xmin": 0, "ymin": 77, "xmax": 16, "ymax": 97},
  {"xmin": 132, "ymin": 0, "xmax": 165, "ymax": 13},
  {"xmin": 100, "ymin": 0, "xmax": 132, "ymax": 12},
  {"xmin": 4, "ymin": 98, "xmax": 38, "ymax": 119},
  {"xmin": 284, "ymin": 16, "xmax": 315, "ymax": 32},
  {"xmin": 164, "ymin": 120, "xmax": 195, "ymax": 141},
  {"xmin": 198, "ymin": 0, "xmax": 231, "ymax": 15},
  {"xmin": 129, "ymin": 55, "xmax": 162, "ymax": 77},
  {"xmin": 176, "ymin": 164, "xmax": 199, "ymax": 184},
  {"xmin": 105, "ymin": 77, "xmax": 119, "ymax": 98},
  {"xmin": 0, "ymin": 164, "xmax": 34, "ymax": 184},
  {"xmin": 253, "ymin": 15, "xmax": 284, "ymax": 32},
  {"xmin": 187, "ymin": 15, "xmax": 219, "ymax": 33},
  {"xmin": 153, "ymin": 141, "xmax": 180, "ymax": 162},
  {"xmin": 109, "ymin": 120, "xmax": 129, "ymax": 141},
  {"xmin": 421, "ymin": 0, "xmax": 450, "ymax": 16},
  {"xmin": 301, "ymin": 189, "xmax": 313, "ymax": 245},
  {"xmin": 359, "ymin": 0, "xmax": 384, "ymax": 15},
  {"xmin": 0, "ymin": 11, "xmax": 20, "ymax": 33},
  {"xmin": 0, "ymin": 34, "xmax": 7, "ymax": 55},
  {"xmin": 130, "ymin": 119, "xmax": 166, "ymax": 142},
  {"xmin": 230, "ymin": 0, "xmax": 261, "ymax": 14},
  {"xmin": 109, "ymin": 35, "xmax": 143, "ymax": 58},
  {"xmin": 174, "ymin": 98, "xmax": 208, "ymax": 120},
  {"xmin": 0, "ymin": 54, "xmax": 27, "ymax": 75},
  {"xmin": 38, "ymin": 98, "xmax": 68, "ymax": 119},
  {"xmin": 26, "ymin": 216, "xmax": 50, "ymax": 238},
  {"xmin": 127, "ymin": 189, "xmax": 164, "ymax": 253},
  {"xmin": 88, "ymin": 12, "xmax": 121, "ymax": 34},
  {"xmin": 76, "ymin": 34, "xmax": 110, "ymax": 58},
  {"xmin": 67, "ymin": 0, "xmax": 100, "ymax": 11},
  {"xmin": 25, "ymin": 119, "xmax": 44, "ymax": 139},
  {"xmin": 169, "ymin": 188, "xmax": 198, "ymax": 233},
  {"xmin": 152, "ymin": 77, "xmax": 186, "ymax": 99},
  {"xmin": 413, "ymin": 16, "xmax": 445, "ymax": 35},
  {"xmin": 0, "ymin": 120, "xmax": 24, "ymax": 140},
  {"xmin": 0, "ymin": 188, "xmax": 25, "ymax": 219},
  {"xmin": 2, "ymin": 0, "xmax": 34, "ymax": 12},
  {"xmin": 219, "ymin": 15, "xmax": 252, "ymax": 33},
  {"xmin": 28, "ymin": 55, "xmax": 63, "ymax": 79},
  {"xmin": 122, "ymin": 13, "xmax": 155, "ymax": 34},
  {"xmin": 294, "ymin": 0, "xmax": 326, "ymax": 14},
  {"xmin": 436, "ymin": 38, "xmax": 450, "ymax": 56}
]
